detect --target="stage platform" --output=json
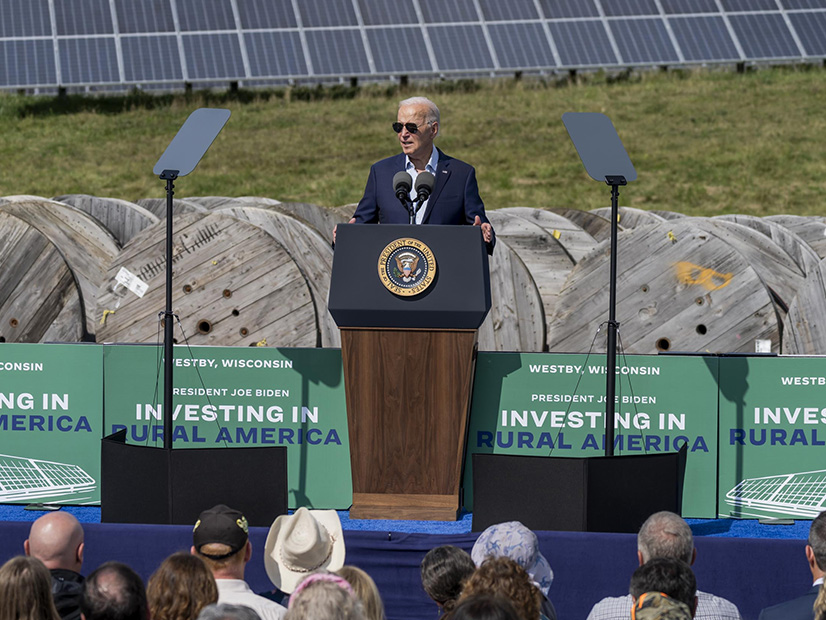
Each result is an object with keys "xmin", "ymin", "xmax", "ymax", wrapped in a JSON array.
[{"xmin": 0, "ymin": 506, "xmax": 814, "ymax": 620}]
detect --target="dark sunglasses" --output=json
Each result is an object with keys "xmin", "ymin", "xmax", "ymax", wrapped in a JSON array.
[{"xmin": 393, "ymin": 121, "xmax": 429, "ymax": 134}]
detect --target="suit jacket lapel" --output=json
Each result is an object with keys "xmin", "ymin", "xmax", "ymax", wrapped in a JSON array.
[{"xmin": 422, "ymin": 149, "xmax": 450, "ymax": 224}]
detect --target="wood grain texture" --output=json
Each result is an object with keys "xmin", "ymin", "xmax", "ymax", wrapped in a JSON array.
[
  {"xmin": 548, "ymin": 220, "xmax": 781, "ymax": 354},
  {"xmin": 783, "ymin": 257, "xmax": 826, "ymax": 354},
  {"xmin": 341, "ymin": 328, "xmax": 477, "ymax": 520},
  {"xmin": 550, "ymin": 208, "xmax": 616, "ymax": 242},
  {"xmin": 591, "ymin": 206, "xmax": 666, "ymax": 229},
  {"xmin": 136, "ymin": 197, "xmax": 206, "ymax": 219},
  {"xmin": 765, "ymin": 215, "xmax": 826, "ymax": 260},
  {"xmin": 96, "ymin": 212, "xmax": 317, "ymax": 347},
  {"xmin": 54, "ymin": 194, "xmax": 159, "ymax": 246}
]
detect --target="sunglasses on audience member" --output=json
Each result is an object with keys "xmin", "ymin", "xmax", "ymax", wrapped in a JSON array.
[{"xmin": 393, "ymin": 121, "xmax": 431, "ymax": 134}]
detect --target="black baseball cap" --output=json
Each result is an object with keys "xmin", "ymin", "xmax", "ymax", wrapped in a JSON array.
[{"xmin": 193, "ymin": 504, "xmax": 249, "ymax": 559}]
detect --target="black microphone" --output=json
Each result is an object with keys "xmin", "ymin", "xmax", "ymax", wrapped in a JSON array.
[
  {"xmin": 393, "ymin": 171, "xmax": 413, "ymax": 204},
  {"xmin": 414, "ymin": 171, "xmax": 435, "ymax": 203}
]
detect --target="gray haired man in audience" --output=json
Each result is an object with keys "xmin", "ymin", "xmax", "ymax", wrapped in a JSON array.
[
  {"xmin": 191, "ymin": 504, "xmax": 286, "ymax": 620},
  {"xmin": 586, "ymin": 511, "xmax": 741, "ymax": 620},
  {"xmin": 25, "ymin": 511, "xmax": 86, "ymax": 620}
]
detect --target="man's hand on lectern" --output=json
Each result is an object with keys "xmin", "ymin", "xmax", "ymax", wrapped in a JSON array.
[{"xmin": 474, "ymin": 215, "xmax": 493, "ymax": 244}]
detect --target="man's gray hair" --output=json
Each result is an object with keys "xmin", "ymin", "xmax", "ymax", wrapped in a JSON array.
[
  {"xmin": 398, "ymin": 97, "xmax": 440, "ymax": 125},
  {"xmin": 637, "ymin": 511, "xmax": 694, "ymax": 564},
  {"xmin": 197, "ymin": 604, "xmax": 261, "ymax": 620}
]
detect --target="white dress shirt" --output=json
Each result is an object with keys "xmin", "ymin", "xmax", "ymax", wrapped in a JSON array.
[
  {"xmin": 404, "ymin": 145, "xmax": 439, "ymax": 224},
  {"xmin": 216, "ymin": 579, "xmax": 287, "ymax": 620}
]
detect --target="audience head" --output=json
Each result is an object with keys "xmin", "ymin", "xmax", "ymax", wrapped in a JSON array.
[
  {"xmin": 80, "ymin": 561, "xmax": 148, "ymax": 620},
  {"xmin": 471, "ymin": 521, "xmax": 553, "ymax": 598},
  {"xmin": 24, "ymin": 511, "xmax": 85, "ymax": 573},
  {"xmin": 807, "ymin": 510, "xmax": 826, "ymax": 576},
  {"xmin": 637, "ymin": 512, "xmax": 695, "ymax": 565},
  {"xmin": 460, "ymin": 556, "xmax": 541, "ymax": 620},
  {"xmin": 286, "ymin": 572, "xmax": 364, "ymax": 620},
  {"xmin": 264, "ymin": 508, "xmax": 345, "ymax": 594},
  {"xmin": 450, "ymin": 595, "xmax": 520, "ymax": 620},
  {"xmin": 147, "ymin": 552, "xmax": 218, "ymax": 620},
  {"xmin": 192, "ymin": 505, "xmax": 251, "ymax": 577},
  {"xmin": 420, "ymin": 545, "xmax": 476, "ymax": 612},
  {"xmin": 629, "ymin": 557, "xmax": 697, "ymax": 616},
  {"xmin": 335, "ymin": 566, "xmax": 385, "ymax": 620},
  {"xmin": 631, "ymin": 593, "xmax": 693, "ymax": 620},
  {"xmin": 197, "ymin": 604, "xmax": 261, "ymax": 620},
  {"xmin": 0, "ymin": 555, "xmax": 61, "ymax": 620}
]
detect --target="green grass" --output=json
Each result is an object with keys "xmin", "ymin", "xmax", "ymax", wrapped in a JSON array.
[{"xmin": 1, "ymin": 66, "xmax": 825, "ymax": 217}]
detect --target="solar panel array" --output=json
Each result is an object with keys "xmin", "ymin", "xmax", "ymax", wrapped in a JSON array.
[{"xmin": 1, "ymin": 0, "xmax": 825, "ymax": 90}]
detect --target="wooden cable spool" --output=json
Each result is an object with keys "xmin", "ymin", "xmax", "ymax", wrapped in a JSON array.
[
  {"xmin": 136, "ymin": 197, "xmax": 207, "ymax": 219},
  {"xmin": 764, "ymin": 214, "xmax": 826, "ymax": 261},
  {"xmin": 0, "ymin": 210, "xmax": 83, "ymax": 343},
  {"xmin": 549, "ymin": 207, "xmax": 616, "ymax": 242},
  {"xmin": 496, "ymin": 207, "xmax": 598, "ymax": 263},
  {"xmin": 782, "ymin": 257, "xmax": 826, "ymax": 355},
  {"xmin": 54, "ymin": 194, "xmax": 159, "ymax": 246},
  {"xmin": 651, "ymin": 210, "xmax": 686, "ymax": 220},
  {"xmin": 590, "ymin": 206, "xmax": 666, "ymax": 228},
  {"xmin": 186, "ymin": 196, "xmax": 282, "ymax": 210},
  {"xmin": 0, "ymin": 195, "xmax": 119, "ymax": 340},
  {"xmin": 275, "ymin": 203, "xmax": 349, "ymax": 243},
  {"xmin": 96, "ymin": 212, "xmax": 317, "ymax": 347},
  {"xmin": 548, "ymin": 220, "xmax": 781, "ymax": 354}
]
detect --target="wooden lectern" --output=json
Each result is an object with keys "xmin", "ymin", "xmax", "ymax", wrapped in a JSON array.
[{"xmin": 329, "ymin": 225, "xmax": 491, "ymax": 520}]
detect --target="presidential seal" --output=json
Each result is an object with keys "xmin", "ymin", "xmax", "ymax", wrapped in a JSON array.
[{"xmin": 377, "ymin": 237, "xmax": 437, "ymax": 297}]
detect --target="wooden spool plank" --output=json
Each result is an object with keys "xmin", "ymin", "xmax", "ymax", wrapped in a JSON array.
[
  {"xmin": 54, "ymin": 194, "xmax": 159, "ymax": 246},
  {"xmin": 96, "ymin": 212, "xmax": 317, "ymax": 347},
  {"xmin": 213, "ymin": 202, "xmax": 339, "ymax": 347},
  {"xmin": 136, "ymin": 197, "xmax": 207, "ymax": 219},
  {"xmin": 478, "ymin": 237, "xmax": 544, "ymax": 352},
  {"xmin": 497, "ymin": 207, "xmax": 598, "ymax": 263},
  {"xmin": 782, "ymin": 258, "xmax": 826, "ymax": 355},
  {"xmin": 548, "ymin": 221, "xmax": 780, "ymax": 354},
  {"xmin": 277, "ymin": 203, "xmax": 349, "ymax": 243},
  {"xmin": 715, "ymin": 213, "xmax": 821, "ymax": 278},
  {"xmin": 765, "ymin": 215, "xmax": 826, "ymax": 260},
  {"xmin": 691, "ymin": 218, "xmax": 807, "ymax": 313},
  {"xmin": 187, "ymin": 196, "xmax": 282, "ymax": 210},
  {"xmin": 0, "ymin": 195, "xmax": 119, "ymax": 338},
  {"xmin": 590, "ymin": 206, "xmax": 666, "ymax": 228},
  {"xmin": 549, "ymin": 208, "xmax": 616, "ymax": 242},
  {"xmin": 0, "ymin": 211, "xmax": 83, "ymax": 343},
  {"xmin": 651, "ymin": 210, "xmax": 686, "ymax": 220}
]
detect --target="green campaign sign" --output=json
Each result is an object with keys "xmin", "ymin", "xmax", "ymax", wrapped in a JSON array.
[
  {"xmin": 718, "ymin": 356, "xmax": 826, "ymax": 519},
  {"xmin": 463, "ymin": 352, "xmax": 720, "ymax": 517},
  {"xmin": 102, "ymin": 345, "xmax": 351, "ymax": 509},
  {"xmin": 0, "ymin": 343, "xmax": 103, "ymax": 504}
]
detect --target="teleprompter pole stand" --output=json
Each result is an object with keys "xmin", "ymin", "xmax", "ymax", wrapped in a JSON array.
[
  {"xmin": 151, "ymin": 108, "xmax": 231, "ymax": 452},
  {"xmin": 562, "ymin": 113, "xmax": 637, "ymax": 457}
]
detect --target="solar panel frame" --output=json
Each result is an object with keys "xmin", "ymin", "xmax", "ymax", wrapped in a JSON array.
[
  {"xmin": 305, "ymin": 29, "xmax": 371, "ymax": 76},
  {"xmin": 427, "ymin": 24, "xmax": 494, "ymax": 71},
  {"xmin": 176, "ymin": 0, "xmax": 238, "ymax": 32},
  {"xmin": 367, "ymin": 27, "xmax": 433, "ymax": 73},
  {"xmin": 181, "ymin": 33, "xmax": 246, "ymax": 80},
  {"xmin": 488, "ymin": 23, "xmax": 557, "ymax": 68},
  {"xmin": 418, "ymin": 0, "xmax": 480, "ymax": 23},
  {"xmin": 728, "ymin": 13, "xmax": 802, "ymax": 59},
  {"xmin": 548, "ymin": 19, "xmax": 619, "ymax": 67},
  {"xmin": 299, "ymin": 0, "xmax": 359, "ymax": 27},
  {"xmin": 609, "ymin": 18, "xmax": 681, "ymax": 64},
  {"xmin": 782, "ymin": 0, "xmax": 826, "ymax": 8},
  {"xmin": 121, "ymin": 35, "xmax": 184, "ymax": 82},
  {"xmin": 668, "ymin": 16, "xmax": 742, "ymax": 61},
  {"xmin": 721, "ymin": 0, "xmax": 779, "ymax": 11},
  {"xmin": 478, "ymin": 0, "xmax": 541, "ymax": 21},
  {"xmin": 58, "ymin": 37, "xmax": 121, "ymax": 84},
  {"xmin": 600, "ymin": 0, "xmax": 660, "ymax": 17},
  {"xmin": 660, "ymin": 0, "xmax": 720, "ymax": 14},
  {"xmin": 114, "ymin": 0, "xmax": 176, "ymax": 34},
  {"xmin": 356, "ymin": 0, "xmax": 419, "ymax": 26},
  {"xmin": 788, "ymin": 11, "xmax": 826, "ymax": 55},
  {"xmin": 236, "ymin": 0, "xmax": 298, "ymax": 29},
  {"xmin": 244, "ymin": 31, "xmax": 308, "ymax": 77},
  {"xmin": 539, "ymin": 0, "xmax": 599, "ymax": 19},
  {"xmin": 54, "ymin": 0, "xmax": 115, "ymax": 36}
]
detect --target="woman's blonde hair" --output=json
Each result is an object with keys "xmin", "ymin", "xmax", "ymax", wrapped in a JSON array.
[
  {"xmin": 0, "ymin": 556, "xmax": 61, "ymax": 620},
  {"xmin": 336, "ymin": 566, "xmax": 386, "ymax": 620}
]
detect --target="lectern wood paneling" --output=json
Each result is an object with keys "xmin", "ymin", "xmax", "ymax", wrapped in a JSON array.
[{"xmin": 329, "ymin": 225, "xmax": 490, "ymax": 520}]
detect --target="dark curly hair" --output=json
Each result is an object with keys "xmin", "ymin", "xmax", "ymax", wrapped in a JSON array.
[
  {"xmin": 460, "ymin": 557, "xmax": 540, "ymax": 620},
  {"xmin": 421, "ymin": 546, "xmax": 476, "ymax": 612}
]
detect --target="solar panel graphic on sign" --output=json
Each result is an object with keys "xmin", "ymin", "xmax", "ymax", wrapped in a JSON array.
[
  {"xmin": 306, "ymin": 30, "xmax": 370, "ymax": 75},
  {"xmin": 55, "ymin": 0, "xmax": 114, "ymax": 35},
  {"xmin": 660, "ymin": 0, "xmax": 720, "ymax": 14},
  {"xmin": 428, "ymin": 25, "xmax": 493, "ymax": 70},
  {"xmin": 357, "ymin": 0, "xmax": 418, "ymax": 25},
  {"xmin": 245, "ymin": 32, "xmax": 307, "ymax": 77},
  {"xmin": 1, "ymin": 0, "xmax": 51, "ymax": 37},
  {"xmin": 669, "ymin": 16, "xmax": 741, "ymax": 61},
  {"xmin": 550, "ymin": 20, "xmax": 618, "ymax": 66},
  {"xmin": 367, "ymin": 28, "xmax": 433, "ymax": 73},
  {"xmin": 59, "ymin": 38, "xmax": 120, "ymax": 84},
  {"xmin": 299, "ymin": 0, "xmax": 358, "ymax": 27},
  {"xmin": 121, "ymin": 36, "xmax": 184, "ymax": 82},
  {"xmin": 237, "ymin": 0, "xmax": 298, "ymax": 28},
  {"xmin": 725, "ymin": 469, "xmax": 826, "ymax": 519},
  {"xmin": 539, "ymin": 0, "xmax": 599, "ymax": 18},
  {"xmin": 0, "ymin": 454, "xmax": 96, "ymax": 504},
  {"xmin": 789, "ymin": 12, "xmax": 826, "ymax": 55},
  {"xmin": 177, "ymin": 0, "xmax": 237, "ymax": 31},
  {"xmin": 489, "ymin": 23, "xmax": 557, "ymax": 68},
  {"xmin": 601, "ymin": 0, "xmax": 659, "ymax": 17},
  {"xmin": 0, "ymin": 40, "xmax": 56, "ymax": 87},
  {"xmin": 115, "ymin": 0, "xmax": 175, "ymax": 33},
  {"xmin": 478, "ymin": 0, "xmax": 540, "ymax": 21},
  {"xmin": 419, "ymin": 0, "xmax": 479, "ymax": 23},
  {"xmin": 183, "ymin": 33, "xmax": 245, "ymax": 79},
  {"xmin": 610, "ymin": 18, "xmax": 680, "ymax": 64},
  {"xmin": 729, "ymin": 13, "xmax": 801, "ymax": 59}
]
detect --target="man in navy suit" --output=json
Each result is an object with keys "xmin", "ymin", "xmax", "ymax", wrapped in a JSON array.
[
  {"xmin": 344, "ymin": 96, "xmax": 494, "ymax": 253},
  {"xmin": 758, "ymin": 511, "xmax": 826, "ymax": 620}
]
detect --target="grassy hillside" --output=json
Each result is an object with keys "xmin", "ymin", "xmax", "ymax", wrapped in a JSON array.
[{"xmin": 1, "ymin": 66, "xmax": 824, "ymax": 217}]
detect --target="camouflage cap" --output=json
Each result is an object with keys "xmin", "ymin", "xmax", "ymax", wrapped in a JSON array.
[{"xmin": 632, "ymin": 592, "xmax": 692, "ymax": 620}]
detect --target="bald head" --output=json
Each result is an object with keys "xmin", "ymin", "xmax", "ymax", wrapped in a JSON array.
[{"xmin": 25, "ymin": 511, "xmax": 84, "ymax": 572}]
